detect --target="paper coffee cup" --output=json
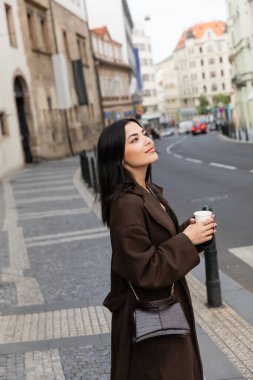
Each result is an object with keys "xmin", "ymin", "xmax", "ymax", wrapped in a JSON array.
[{"xmin": 194, "ymin": 210, "xmax": 212, "ymax": 222}]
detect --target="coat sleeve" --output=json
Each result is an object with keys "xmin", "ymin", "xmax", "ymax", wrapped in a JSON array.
[
  {"xmin": 111, "ymin": 224, "xmax": 200, "ymax": 289},
  {"xmin": 179, "ymin": 218, "xmax": 191, "ymax": 232},
  {"xmin": 179, "ymin": 217, "xmax": 213, "ymax": 253}
]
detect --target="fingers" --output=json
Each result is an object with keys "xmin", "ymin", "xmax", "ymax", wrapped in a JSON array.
[{"xmin": 202, "ymin": 217, "xmax": 214, "ymax": 226}]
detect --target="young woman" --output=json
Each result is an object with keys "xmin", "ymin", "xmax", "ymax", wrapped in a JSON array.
[{"xmin": 97, "ymin": 118, "xmax": 215, "ymax": 380}]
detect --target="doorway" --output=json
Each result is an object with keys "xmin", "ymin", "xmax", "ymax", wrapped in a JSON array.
[{"xmin": 14, "ymin": 76, "xmax": 33, "ymax": 163}]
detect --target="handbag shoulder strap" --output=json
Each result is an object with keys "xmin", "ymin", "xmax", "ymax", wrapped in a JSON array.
[{"xmin": 128, "ymin": 281, "xmax": 175, "ymax": 302}]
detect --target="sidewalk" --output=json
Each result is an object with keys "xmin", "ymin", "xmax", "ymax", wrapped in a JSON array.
[
  {"xmin": 219, "ymin": 128, "xmax": 253, "ymax": 144},
  {"xmin": 0, "ymin": 157, "xmax": 252, "ymax": 380}
]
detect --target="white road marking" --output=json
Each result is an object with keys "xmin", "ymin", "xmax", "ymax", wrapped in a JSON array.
[
  {"xmin": 186, "ymin": 157, "xmax": 203, "ymax": 164},
  {"xmin": 191, "ymin": 194, "xmax": 228, "ymax": 203},
  {"xmin": 173, "ymin": 154, "xmax": 183, "ymax": 159},
  {"xmin": 25, "ymin": 227, "xmax": 108, "ymax": 242},
  {"xmin": 13, "ymin": 173, "xmax": 75, "ymax": 182},
  {"xmin": 25, "ymin": 232, "xmax": 109, "ymax": 248},
  {"xmin": 19, "ymin": 208, "xmax": 90, "ymax": 220},
  {"xmin": 16, "ymin": 194, "xmax": 81, "ymax": 205},
  {"xmin": 12, "ymin": 179, "xmax": 73, "ymax": 188},
  {"xmin": 166, "ymin": 136, "xmax": 188, "ymax": 154},
  {"xmin": 229, "ymin": 245, "xmax": 253, "ymax": 268},
  {"xmin": 209, "ymin": 162, "xmax": 237, "ymax": 170},
  {"xmin": 14, "ymin": 185, "xmax": 75, "ymax": 194}
]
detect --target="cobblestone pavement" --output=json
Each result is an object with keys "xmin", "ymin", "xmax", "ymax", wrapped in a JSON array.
[{"xmin": 0, "ymin": 157, "xmax": 252, "ymax": 379}]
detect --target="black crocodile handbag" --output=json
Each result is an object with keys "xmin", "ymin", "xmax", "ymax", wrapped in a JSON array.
[{"xmin": 129, "ymin": 282, "xmax": 190, "ymax": 343}]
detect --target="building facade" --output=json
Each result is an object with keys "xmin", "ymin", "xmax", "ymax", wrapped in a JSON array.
[
  {"xmin": 174, "ymin": 21, "xmax": 232, "ymax": 119},
  {"xmin": 226, "ymin": 0, "xmax": 253, "ymax": 136},
  {"xmin": 18, "ymin": 0, "xmax": 103, "ymax": 159},
  {"xmin": 132, "ymin": 24, "xmax": 158, "ymax": 114},
  {"xmin": 85, "ymin": 0, "xmax": 139, "ymax": 103},
  {"xmin": 0, "ymin": 0, "xmax": 36, "ymax": 177},
  {"xmin": 86, "ymin": 0, "xmax": 135, "ymax": 72},
  {"xmin": 90, "ymin": 26, "xmax": 133, "ymax": 125},
  {"xmin": 0, "ymin": 0, "xmax": 103, "ymax": 177},
  {"xmin": 155, "ymin": 55, "xmax": 180, "ymax": 123}
]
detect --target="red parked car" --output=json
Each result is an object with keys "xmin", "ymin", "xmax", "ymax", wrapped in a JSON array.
[{"xmin": 191, "ymin": 121, "xmax": 207, "ymax": 135}]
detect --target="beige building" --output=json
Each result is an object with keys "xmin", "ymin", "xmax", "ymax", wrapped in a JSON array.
[
  {"xmin": 226, "ymin": 0, "xmax": 253, "ymax": 137},
  {"xmin": 90, "ymin": 26, "xmax": 133, "ymax": 125},
  {"xmin": 174, "ymin": 21, "xmax": 232, "ymax": 119},
  {"xmin": 0, "ymin": 0, "xmax": 103, "ymax": 170},
  {"xmin": 132, "ymin": 24, "xmax": 158, "ymax": 113},
  {"xmin": 155, "ymin": 55, "xmax": 180, "ymax": 123}
]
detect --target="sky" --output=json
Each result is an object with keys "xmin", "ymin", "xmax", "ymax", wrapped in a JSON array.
[{"xmin": 127, "ymin": 0, "xmax": 228, "ymax": 63}]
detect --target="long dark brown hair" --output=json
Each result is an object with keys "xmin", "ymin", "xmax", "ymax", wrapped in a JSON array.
[{"xmin": 97, "ymin": 118, "xmax": 152, "ymax": 225}]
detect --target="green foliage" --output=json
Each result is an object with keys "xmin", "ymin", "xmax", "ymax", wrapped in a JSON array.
[
  {"xmin": 213, "ymin": 94, "xmax": 230, "ymax": 106},
  {"xmin": 197, "ymin": 95, "xmax": 210, "ymax": 115}
]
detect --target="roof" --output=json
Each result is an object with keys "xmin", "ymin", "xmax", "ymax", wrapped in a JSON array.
[
  {"xmin": 175, "ymin": 21, "xmax": 227, "ymax": 51},
  {"xmin": 90, "ymin": 26, "xmax": 122, "ymax": 47}
]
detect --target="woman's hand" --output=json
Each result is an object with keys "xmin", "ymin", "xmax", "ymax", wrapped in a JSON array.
[{"xmin": 183, "ymin": 217, "xmax": 216, "ymax": 245}]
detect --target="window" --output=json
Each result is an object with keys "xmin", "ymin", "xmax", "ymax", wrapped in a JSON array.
[
  {"xmin": 143, "ymin": 90, "xmax": 151, "ymax": 97},
  {"xmin": 199, "ymin": 46, "xmax": 203, "ymax": 53},
  {"xmin": 202, "ymin": 72, "xmax": 205, "ymax": 79},
  {"xmin": 221, "ymin": 69, "xmax": 224, "ymax": 76},
  {"xmin": 217, "ymin": 42, "xmax": 223, "ymax": 51},
  {"xmin": 26, "ymin": 5, "xmax": 50, "ymax": 52},
  {"xmin": 203, "ymin": 85, "xmax": 207, "ymax": 93},
  {"xmin": 222, "ymin": 83, "xmax": 226, "ymax": 90},
  {"xmin": 142, "ymin": 74, "xmax": 149, "ymax": 81},
  {"xmin": 209, "ymin": 58, "xmax": 215, "ymax": 65},
  {"xmin": 210, "ymin": 71, "xmax": 216, "ymax": 78},
  {"xmin": 77, "ymin": 34, "xmax": 88, "ymax": 65},
  {"xmin": 39, "ymin": 14, "xmax": 50, "ymax": 52},
  {"xmin": 63, "ymin": 31, "xmax": 70, "ymax": 58},
  {"xmin": 211, "ymin": 83, "xmax": 218, "ymax": 91},
  {"xmin": 47, "ymin": 97, "xmax": 52, "ymax": 111},
  {"xmin": 5, "ymin": 4, "xmax": 17, "ymax": 47},
  {"xmin": 88, "ymin": 103, "xmax": 94, "ymax": 118},
  {"xmin": 26, "ymin": 10, "xmax": 35, "ymax": 46},
  {"xmin": 219, "ymin": 57, "xmax": 223, "ymax": 63},
  {"xmin": 201, "ymin": 59, "xmax": 204, "ymax": 66},
  {"xmin": 0, "ymin": 112, "xmax": 9, "ymax": 136}
]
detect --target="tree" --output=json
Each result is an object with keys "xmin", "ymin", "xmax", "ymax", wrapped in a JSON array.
[
  {"xmin": 213, "ymin": 94, "xmax": 230, "ymax": 106},
  {"xmin": 197, "ymin": 95, "xmax": 210, "ymax": 115}
]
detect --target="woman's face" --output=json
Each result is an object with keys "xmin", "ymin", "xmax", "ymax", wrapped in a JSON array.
[{"xmin": 124, "ymin": 121, "xmax": 158, "ymax": 172}]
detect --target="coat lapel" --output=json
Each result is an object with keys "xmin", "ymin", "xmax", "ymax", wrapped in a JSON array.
[
  {"xmin": 129, "ymin": 182, "xmax": 177, "ymax": 235},
  {"xmin": 143, "ymin": 191, "xmax": 177, "ymax": 235}
]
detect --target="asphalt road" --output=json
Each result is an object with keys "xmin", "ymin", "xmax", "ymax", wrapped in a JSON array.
[{"xmin": 152, "ymin": 131, "xmax": 253, "ymax": 292}]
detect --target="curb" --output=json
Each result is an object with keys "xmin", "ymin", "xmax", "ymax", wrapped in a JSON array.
[{"xmin": 218, "ymin": 132, "xmax": 253, "ymax": 145}]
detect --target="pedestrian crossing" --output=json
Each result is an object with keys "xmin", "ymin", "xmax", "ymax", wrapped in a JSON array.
[
  {"xmin": 25, "ymin": 227, "xmax": 109, "ymax": 248},
  {"xmin": 229, "ymin": 245, "xmax": 253, "ymax": 268}
]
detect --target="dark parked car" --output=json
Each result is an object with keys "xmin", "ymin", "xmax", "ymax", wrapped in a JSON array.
[{"xmin": 192, "ymin": 121, "xmax": 207, "ymax": 135}]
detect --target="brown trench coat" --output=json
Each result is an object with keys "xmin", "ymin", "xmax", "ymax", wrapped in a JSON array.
[{"xmin": 103, "ymin": 182, "xmax": 204, "ymax": 380}]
